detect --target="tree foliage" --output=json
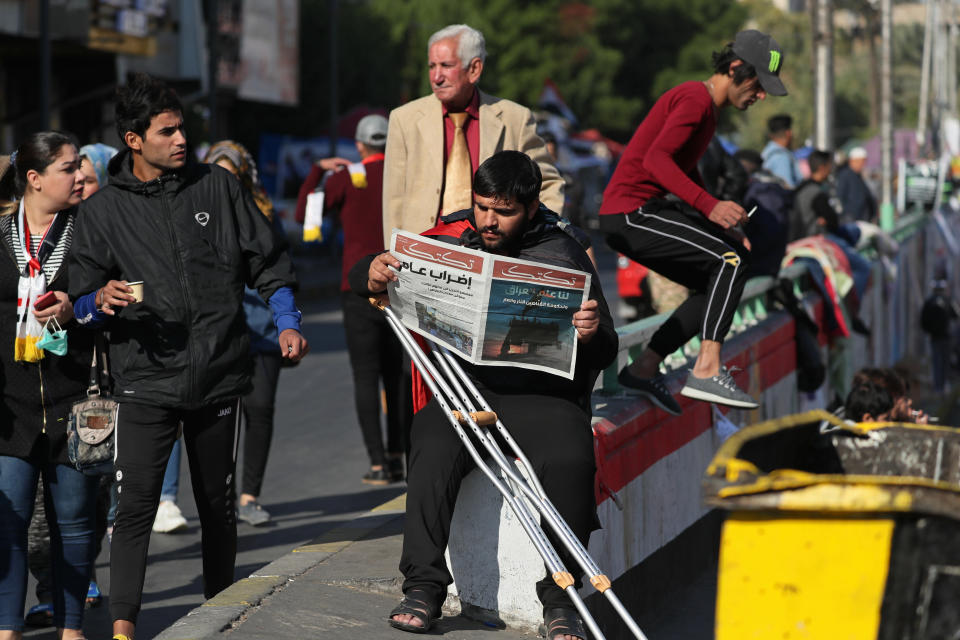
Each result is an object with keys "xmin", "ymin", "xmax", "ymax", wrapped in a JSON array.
[{"xmin": 228, "ymin": 0, "xmax": 930, "ymax": 155}]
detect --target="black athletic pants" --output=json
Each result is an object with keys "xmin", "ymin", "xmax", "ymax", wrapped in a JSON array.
[
  {"xmin": 110, "ymin": 398, "xmax": 241, "ymax": 623},
  {"xmin": 241, "ymin": 352, "xmax": 282, "ymax": 497},
  {"xmin": 341, "ymin": 292, "xmax": 409, "ymax": 466},
  {"xmin": 600, "ymin": 206, "xmax": 750, "ymax": 357},
  {"xmin": 400, "ymin": 392, "xmax": 597, "ymax": 611}
]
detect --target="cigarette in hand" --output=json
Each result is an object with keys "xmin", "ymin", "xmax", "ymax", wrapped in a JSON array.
[{"xmin": 747, "ymin": 206, "xmax": 757, "ymax": 218}]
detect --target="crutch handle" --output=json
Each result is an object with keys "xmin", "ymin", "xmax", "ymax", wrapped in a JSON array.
[
  {"xmin": 552, "ymin": 571, "xmax": 575, "ymax": 590},
  {"xmin": 451, "ymin": 410, "xmax": 498, "ymax": 426},
  {"xmin": 590, "ymin": 574, "xmax": 612, "ymax": 593}
]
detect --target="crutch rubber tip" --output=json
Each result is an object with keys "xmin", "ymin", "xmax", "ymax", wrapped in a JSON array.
[
  {"xmin": 552, "ymin": 571, "xmax": 575, "ymax": 590},
  {"xmin": 590, "ymin": 574, "xmax": 612, "ymax": 592}
]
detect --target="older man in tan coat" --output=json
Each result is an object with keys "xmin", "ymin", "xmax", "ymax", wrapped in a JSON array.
[{"xmin": 382, "ymin": 23, "xmax": 563, "ymax": 247}]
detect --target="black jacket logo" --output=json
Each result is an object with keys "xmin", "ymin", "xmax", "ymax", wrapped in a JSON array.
[{"xmin": 195, "ymin": 212, "xmax": 210, "ymax": 227}]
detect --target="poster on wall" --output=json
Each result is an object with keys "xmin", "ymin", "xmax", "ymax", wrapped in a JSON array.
[{"xmin": 239, "ymin": 0, "xmax": 299, "ymax": 106}]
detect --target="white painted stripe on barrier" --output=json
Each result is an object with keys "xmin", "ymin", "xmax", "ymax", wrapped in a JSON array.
[
  {"xmin": 588, "ymin": 426, "xmax": 717, "ymax": 586},
  {"xmin": 587, "ymin": 372, "xmax": 797, "ymax": 592}
]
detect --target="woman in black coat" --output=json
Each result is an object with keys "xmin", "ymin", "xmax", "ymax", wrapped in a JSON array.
[{"xmin": 0, "ymin": 132, "xmax": 98, "ymax": 640}]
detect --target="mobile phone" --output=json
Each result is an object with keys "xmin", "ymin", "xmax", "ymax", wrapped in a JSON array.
[{"xmin": 34, "ymin": 291, "xmax": 58, "ymax": 311}]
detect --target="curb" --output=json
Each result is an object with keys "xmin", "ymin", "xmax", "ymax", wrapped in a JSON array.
[{"xmin": 154, "ymin": 494, "xmax": 406, "ymax": 640}]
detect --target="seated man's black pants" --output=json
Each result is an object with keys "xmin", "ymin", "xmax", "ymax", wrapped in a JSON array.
[{"xmin": 399, "ymin": 391, "xmax": 597, "ymax": 611}]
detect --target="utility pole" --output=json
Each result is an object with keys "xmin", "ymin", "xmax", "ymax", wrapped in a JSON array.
[
  {"xmin": 39, "ymin": 0, "xmax": 51, "ymax": 130},
  {"xmin": 880, "ymin": 0, "xmax": 895, "ymax": 230},
  {"xmin": 918, "ymin": 0, "xmax": 935, "ymax": 148},
  {"xmin": 328, "ymin": 0, "xmax": 339, "ymax": 158},
  {"xmin": 814, "ymin": 0, "xmax": 834, "ymax": 150},
  {"xmin": 207, "ymin": 0, "xmax": 219, "ymax": 142},
  {"xmin": 949, "ymin": 2, "xmax": 958, "ymax": 116}
]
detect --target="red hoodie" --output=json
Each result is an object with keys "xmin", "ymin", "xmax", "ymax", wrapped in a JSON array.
[{"xmin": 600, "ymin": 81, "xmax": 719, "ymax": 217}]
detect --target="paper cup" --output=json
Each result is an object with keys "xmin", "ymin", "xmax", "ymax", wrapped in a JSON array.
[{"xmin": 127, "ymin": 281, "xmax": 144, "ymax": 304}]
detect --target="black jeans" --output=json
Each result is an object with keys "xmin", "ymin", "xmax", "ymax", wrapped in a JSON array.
[
  {"xmin": 601, "ymin": 206, "xmax": 750, "ymax": 357},
  {"xmin": 241, "ymin": 352, "xmax": 282, "ymax": 497},
  {"xmin": 400, "ymin": 392, "xmax": 597, "ymax": 610},
  {"xmin": 109, "ymin": 399, "xmax": 241, "ymax": 623},
  {"xmin": 341, "ymin": 292, "xmax": 410, "ymax": 466}
]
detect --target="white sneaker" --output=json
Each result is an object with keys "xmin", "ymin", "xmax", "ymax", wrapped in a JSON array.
[{"xmin": 153, "ymin": 500, "xmax": 188, "ymax": 533}]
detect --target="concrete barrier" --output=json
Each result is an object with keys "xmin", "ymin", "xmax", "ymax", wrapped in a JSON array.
[{"xmin": 444, "ymin": 211, "xmax": 960, "ymax": 631}]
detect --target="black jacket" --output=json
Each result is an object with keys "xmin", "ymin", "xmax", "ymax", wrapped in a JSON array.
[
  {"xmin": 0, "ymin": 209, "xmax": 95, "ymax": 464},
  {"xmin": 350, "ymin": 208, "xmax": 618, "ymax": 412},
  {"xmin": 921, "ymin": 293, "xmax": 957, "ymax": 338},
  {"xmin": 68, "ymin": 149, "xmax": 297, "ymax": 409}
]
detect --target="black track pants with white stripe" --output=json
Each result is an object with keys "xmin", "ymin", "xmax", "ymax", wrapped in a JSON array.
[
  {"xmin": 109, "ymin": 398, "xmax": 241, "ymax": 623},
  {"xmin": 600, "ymin": 206, "xmax": 750, "ymax": 357}
]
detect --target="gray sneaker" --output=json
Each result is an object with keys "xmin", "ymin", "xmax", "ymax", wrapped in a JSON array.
[
  {"xmin": 680, "ymin": 366, "xmax": 759, "ymax": 409},
  {"xmin": 237, "ymin": 501, "xmax": 271, "ymax": 526},
  {"xmin": 617, "ymin": 367, "xmax": 682, "ymax": 416}
]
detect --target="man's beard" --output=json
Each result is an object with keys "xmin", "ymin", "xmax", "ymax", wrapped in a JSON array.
[{"xmin": 478, "ymin": 215, "xmax": 530, "ymax": 254}]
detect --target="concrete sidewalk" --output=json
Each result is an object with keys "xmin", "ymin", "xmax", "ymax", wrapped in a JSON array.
[{"xmin": 156, "ymin": 495, "xmax": 537, "ymax": 640}]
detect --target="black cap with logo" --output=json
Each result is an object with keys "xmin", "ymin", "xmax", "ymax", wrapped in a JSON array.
[{"xmin": 732, "ymin": 30, "xmax": 787, "ymax": 97}]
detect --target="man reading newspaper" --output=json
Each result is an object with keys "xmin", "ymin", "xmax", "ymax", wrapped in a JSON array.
[
  {"xmin": 352, "ymin": 150, "xmax": 617, "ymax": 639},
  {"xmin": 385, "ymin": 228, "xmax": 592, "ymax": 379}
]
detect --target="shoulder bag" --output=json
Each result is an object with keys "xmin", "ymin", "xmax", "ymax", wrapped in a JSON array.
[{"xmin": 67, "ymin": 338, "xmax": 118, "ymax": 476}]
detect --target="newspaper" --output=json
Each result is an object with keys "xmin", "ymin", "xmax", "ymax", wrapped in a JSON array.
[{"xmin": 387, "ymin": 230, "xmax": 590, "ymax": 379}]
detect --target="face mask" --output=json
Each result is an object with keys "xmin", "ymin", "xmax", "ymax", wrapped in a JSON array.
[{"xmin": 37, "ymin": 317, "xmax": 68, "ymax": 356}]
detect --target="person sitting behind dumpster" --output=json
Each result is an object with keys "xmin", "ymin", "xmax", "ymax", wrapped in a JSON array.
[
  {"xmin": 351, "ymin": 150, "xmax": 617, "ymax": 640},
  {"xmin": 844, "ymin": 380, "xmax": 894, "ymax": 423},
  {"xmin": 850, "ymin": 367, "xmax": 929, "ymax": 423}
]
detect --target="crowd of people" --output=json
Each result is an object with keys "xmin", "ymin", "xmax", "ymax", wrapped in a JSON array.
[
  {"xmin": 0, "ymin": 18, "xmax": 949, "ymax": 640},
  {"xmin": 0, "ymin": 73, "xmax": 308, "ymax": 640}
]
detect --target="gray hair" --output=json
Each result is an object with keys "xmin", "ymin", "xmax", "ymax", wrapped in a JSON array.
[{"xmin": 428, "ymin": 24, "xmax": 486, "ymax": 69}]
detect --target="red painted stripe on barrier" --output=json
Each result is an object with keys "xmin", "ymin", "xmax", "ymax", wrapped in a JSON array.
[{"xmin": 594, "ymin": 311, "xmax": 801, "ymax": 501}]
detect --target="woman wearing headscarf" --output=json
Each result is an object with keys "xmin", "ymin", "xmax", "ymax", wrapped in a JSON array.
[
  {"xmin": 0, "ymin": 132, "xmax": 99, "ymax": 640},
  {"xmin": 206, "ymin": 141, "xmax": 275, "ymax": 218},
  {"xmin": 204, "ymin": 140, "xmax": 285, "ymax": 526},
  {"xmin": 78, "ymin": 143, "xmax": 118, "ymax": 200}
]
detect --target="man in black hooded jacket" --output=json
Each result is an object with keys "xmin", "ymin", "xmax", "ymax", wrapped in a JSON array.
[{"xmin": 68, "ymin": 73, "xmax": 308, "ymax": 640}]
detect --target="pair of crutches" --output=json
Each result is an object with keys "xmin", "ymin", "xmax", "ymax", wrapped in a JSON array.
[{"xmin": 373, "ymin": 298, "xmax": 648, "ymax": 640}]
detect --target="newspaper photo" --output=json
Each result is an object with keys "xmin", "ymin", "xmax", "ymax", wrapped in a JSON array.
[{"xmin": 387, "ymin": 230, "xmax": 590, "ymax": 379}]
